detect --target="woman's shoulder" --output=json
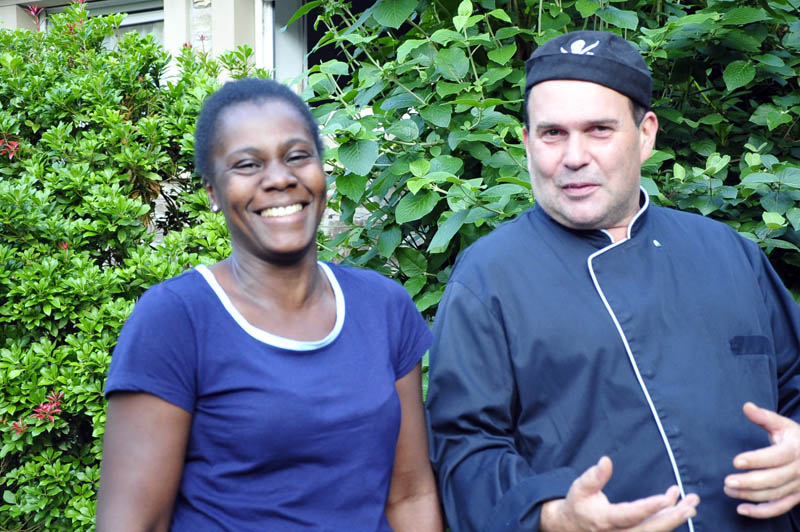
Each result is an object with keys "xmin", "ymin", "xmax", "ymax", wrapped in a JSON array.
[
  {"xmin": 133, "ymin": 267, "xmax": 211, "ymax": 314},
  {"xmin": 323, "ymin": 262, "xmax": 410, "ymax": 304}
]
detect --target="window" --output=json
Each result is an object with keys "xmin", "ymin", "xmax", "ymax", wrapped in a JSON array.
[{"xmin": 45, "ymin": 0, "xmax": 164, "ymax": 45}]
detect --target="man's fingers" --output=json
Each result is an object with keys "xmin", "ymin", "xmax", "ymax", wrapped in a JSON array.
[
  {"xmin": 626, "ymin": 494, "xmax": 700, "ymax": 532},
  {"xmin": 604, "ymin": 487, "xmax": 681, "ymax": 529},
  {"xmin": 742, "ymin": 402, "xmax": 791, "ymax": 436},
  {"xmin": 726, "ymin": 461, "xmax": 798, "ymax": 492},
  {"xmin": 573, "ymin": 456, "xmax": 614, "ymax": 497},
  {"xmin": 725, "ymin": 473, "xmax": 800, "ymax": 503},
  {"xmin": 736, "ymin": 491, "xmax": 800, "ymax": 519}
]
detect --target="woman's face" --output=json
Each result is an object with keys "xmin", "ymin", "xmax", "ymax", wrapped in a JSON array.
[{"xmin": 205, "ymin": 99, "xmax": 326, "ymax": 265}]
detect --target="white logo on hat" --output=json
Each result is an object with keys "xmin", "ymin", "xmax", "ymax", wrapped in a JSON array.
[{"xmin": 560, "ymin": 39, "xmax": 600, "ymax": 55}]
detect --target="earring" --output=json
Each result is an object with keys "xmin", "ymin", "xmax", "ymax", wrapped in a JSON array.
[{"xmin": 210, "ymin": 204, "xmax": 220, "ymax": 213}]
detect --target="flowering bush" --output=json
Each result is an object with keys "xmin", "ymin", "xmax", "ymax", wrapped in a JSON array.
[{"xmin": 0, "ymin": 3, "xmax": 236, "ymax": 529}]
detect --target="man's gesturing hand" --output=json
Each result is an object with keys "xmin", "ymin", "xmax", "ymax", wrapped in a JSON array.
[
  {"xmin": 724, "ymin": 402, "xmax": 800, "ymax": 519},
  {"xmin": 540, "ymin": 456, "xmax": 699, "ymax": 532}
]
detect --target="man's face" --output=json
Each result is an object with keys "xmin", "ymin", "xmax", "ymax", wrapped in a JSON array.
[{"xmin": 523, "ymin": 80, "xmax": 657, "ymax": 234}]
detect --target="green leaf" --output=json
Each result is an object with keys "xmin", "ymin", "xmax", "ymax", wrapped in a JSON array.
[
  {"xmin": 282, "ymin": 0, "xmax": 322, "ymax": 30},
  {"xmin": 596, "ymin": 7, "xmax": 638, "ymax": 30},
  {"xmin": 760, "ymin": 191, "xmax": 794, "ymax": 214},
  {"xmin": 420, "ymin": 105, "xmax": 452, "ymax": 127},
  {"xmin": 386, "ymin": 119, "xmax": 419, "ymax": 141},
  {"xmin": 378, "ymin": 225, "xmax": 402, "ymax": 258},
  {"xmin": 403, "ymin": 275, "xmax": 427, "ymax": 298},
  {"xmin": 396, "ymin": 39, "xmax": 426, "ymax": 62},
  {"xmin": 396, "ymin": 191, "xmax": 440, "ymax": 224},
  {"xmin": 673, "ymin": 163, "xmax": 686, "ymax": 181},
  {"xmin": 763, "ymin": 212, "xmax": 787, "ymax": 230},
  {"xmin": 776, "ymin": 167, "xmax": 800, "ymax": 188},
  {"xmin": 458, "ymin": 0, "xmax": 473, "ymax": 16},
  {"xmin": 784, "ymin": 21, "xmax": 800, "ymax": 50},
  {"xmin": 337, "ymin": 140, "xmax": 379, "ymax": 176},
  {"xmin": 2, "ymin": 490, "xmax": 16, "ymax": 504},
  {"xmin": 741, "ymin": 172, "xmax": 775, "ymax": 185},
  {"xmin": 373, "ymin": 0, "xmax": 417, "ymax": 29},
  {"xmin": 762, "ymin": 238, "xmax": 800, "ymax": 252},
  {"xmin": 753, "ymin": 54, "xmax": 785, "ymax": 68},
  {"xmin": 723, "ymin": 61, "xmax": 755, "ymax": 92},
  {"xmin": 436, "ymin": 48, "xmax": 469, "ymax": 81},
  {"xmin": 409, "ymin": 159, "xmax": 431, "ymax": 178},
  {"xmin": 430, "ymin": 29, "xmax": 464, "ymax": 45},
  {"xmin": 487, "ymin": 43, "xmax": 517, "ymax": 65},
  {"xmin": 691, "ymin": 139, "xmax": 716, "ymax": 157},
  {"xmin": 667, "ymin": 12, "xmax": 719, "ymax": 27},
  {"xmin": 380, "ymin": 93, "xmax": 419, "ymax": 111},
  {"xmin": 415, "ymin": 288, "xmax": 443, "ymax": 312},
  {"xmin": 693, "ymin": 195, "xmax": 723, "ymax": 215},
  {"xmin": 436, "ymin": 81, "xmax": 466, "ymax": 98},
  {"xmin": 575, "ymin": 0, "xmax": 602, "ymax": 18},
  {"xmin": 750, "ymin": 104, "xmax": 778, "ymax": 127},
  {"xmin": 642, "ymin": 149, "xmax": 674, "ymax": 171},
  {"xmin": 335, "ymin": 174, "xmax": 368, "ymax": 202},
  {"xmin": 396, "ymin": 247, "xmax": 428, "ymax": 277},
  {"xmin": 430, "ymin": 155, "xmax": 463, "ymax": 175},
  {"xmin": 786, "ymin": 208, "xmax": 800, "ymax": 231},
  {"xmin": 488, "ymin": 9, "xmax": 512, "ymax": 23},
  {"xmin": 697, "ymin": 113, "xmax": 725, "ymax": 125},
  {"xmin": 767, "ymin": 111, "xmax": 793, "ymax": 131},
  {"xmin": 428, "ymin": 209, "xmax": 468, "ymax": 253},
  {"xmin": 722, "ymin": 7, "xmax": 768, "ymax": 26},
  {"xmin": 320, "ymin": 60, "xmax": 349, "ymax": 76},
  {"xmin": 407, "ymin": 177, "xmax": 431, "ymax": 195},
  {"xmin": 641, "ymin": 177, "xmax": 660, "ymax": 197}
]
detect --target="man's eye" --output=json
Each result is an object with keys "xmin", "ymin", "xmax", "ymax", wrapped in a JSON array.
[
  {"xmin": 234, "ymin": 161, "xmax": 257, "ymax": 169},
  {"xmin": 542, "ymin": 129, "xmax": 563, "ymax": 138}
]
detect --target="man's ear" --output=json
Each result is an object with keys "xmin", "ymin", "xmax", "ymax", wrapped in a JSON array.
[{"xmin": 638, "ymin": 111, "xmax": 659, "ymax": 164}]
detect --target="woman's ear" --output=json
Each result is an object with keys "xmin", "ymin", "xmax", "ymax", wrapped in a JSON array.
[{"xmin": 204, "ymin": 181, "xmax": 220, "ymax": 213}]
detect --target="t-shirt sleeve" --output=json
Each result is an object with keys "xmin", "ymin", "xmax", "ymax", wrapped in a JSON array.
[
  {"xmin": 390, "ymin": 283, "xmax": 432, "ymax": 380},
  {"xmin": 105, "ymin": 282, "xmax": 198, "ymax": 413}
]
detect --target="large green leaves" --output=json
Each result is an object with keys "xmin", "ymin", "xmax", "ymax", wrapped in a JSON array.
[
  {"xmin": 337, "ymin": 139, "xmax": 378, "ymax": 176},
  {"xmin": 723, "ymin": 61, "xmax": 756, "ymax": 91},
  {"xmin": 396, "ymin": 191, "xmax": 440, "ymax": 224},
  {"xmin": 373, "ymin": 0, "xmax": 417, "ymax": 29}
]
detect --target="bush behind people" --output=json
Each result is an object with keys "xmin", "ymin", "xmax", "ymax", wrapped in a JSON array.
[{"xmin": 0, "ymin": 0, "xmax": 798, "ymax": 529}]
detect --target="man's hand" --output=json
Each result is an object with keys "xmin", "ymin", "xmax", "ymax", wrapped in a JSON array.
[
  {"xmin": 724, "ymin": 402, "xmax": 800, "ymax": 518},
  {"xmin": 540, "ymin": 456, "xmax": 699, "ymax": 532}
]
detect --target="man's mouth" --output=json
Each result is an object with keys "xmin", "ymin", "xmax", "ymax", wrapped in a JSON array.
[{"xmin": 260, "ymin": 203, "xmax": 304, "ymax": 218}]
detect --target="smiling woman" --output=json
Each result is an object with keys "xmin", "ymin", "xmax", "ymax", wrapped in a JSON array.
[{"xmin": 95, "ymin": 78, "xmax": 443, "ymax": 532}]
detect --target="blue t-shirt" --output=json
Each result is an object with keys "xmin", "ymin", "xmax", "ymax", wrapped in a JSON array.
[{"xmin": 105, "ymin": 262, "xmax": 432, "ymax": 531}]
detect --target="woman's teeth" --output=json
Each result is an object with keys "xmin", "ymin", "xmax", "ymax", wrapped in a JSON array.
[{"xmin": 260, "ymin": 204, "xmax": 303, "ymax": 218}]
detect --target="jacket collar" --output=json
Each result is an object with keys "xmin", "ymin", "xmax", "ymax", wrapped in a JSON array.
[{"xmin": 532, "ymin": 186, "xmax": 650, "ymax": 248}]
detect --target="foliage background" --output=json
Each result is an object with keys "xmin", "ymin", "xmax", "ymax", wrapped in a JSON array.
[{"xmin": 0, "ymin": 0, "xmax": 797, "ymax": 529}]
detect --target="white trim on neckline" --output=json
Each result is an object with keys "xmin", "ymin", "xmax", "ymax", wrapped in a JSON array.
[{"xmin": 195, "ymin": 262, "xmax": 345, "ymax": 351}]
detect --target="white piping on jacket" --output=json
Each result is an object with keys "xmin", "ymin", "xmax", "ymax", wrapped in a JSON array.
[{"xmin": 589, "ymin": 191, "xmax": 695, "ymax": 532}]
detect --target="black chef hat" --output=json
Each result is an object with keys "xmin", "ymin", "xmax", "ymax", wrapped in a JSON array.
[{"xmin": 524, "ymin": 30, "xmax": 652, "ymax": 110}]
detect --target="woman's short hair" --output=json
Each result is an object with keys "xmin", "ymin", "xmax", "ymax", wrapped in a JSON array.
[{"xmin": 194, "ymin": 78, "xmax": 324, "ymax": 183}]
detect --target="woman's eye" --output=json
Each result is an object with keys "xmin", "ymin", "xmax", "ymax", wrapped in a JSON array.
[
  {"xmin": 287, "ymin": 152, "xmax": 311, "ymax": 163},
  {"xmin": 234, "ymin": 161, "xmax": 258, "ymax": 170}
]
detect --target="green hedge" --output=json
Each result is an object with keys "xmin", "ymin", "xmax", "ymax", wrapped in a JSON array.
[
  {"xmin": 307, "ymin": 0, "xmax": 800, "ymax": 313},
  {"xmin": 0, "ymin": 4, "xmax": 236, "ymax": 529},
  {"xmin": 0, "ymin": 0, "xmax": 798, "ymax": 529}
]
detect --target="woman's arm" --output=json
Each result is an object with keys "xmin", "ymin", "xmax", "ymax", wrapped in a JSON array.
[
  {"xmin": 386, "ymin": 363, "xmax": 444, "ymax": 532},
  {"xmin": 96, "ymin": 392, "xmax": 193, "ymax": 532}
]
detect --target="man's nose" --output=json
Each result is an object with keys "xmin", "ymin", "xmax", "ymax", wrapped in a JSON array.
[{"xmin": 563, "ymin": 135, "xmax": 591, "ymax": 170}]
